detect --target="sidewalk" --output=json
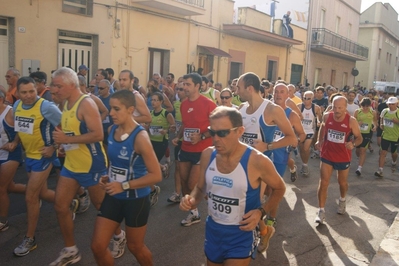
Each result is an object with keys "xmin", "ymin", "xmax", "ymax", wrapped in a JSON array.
[{"xmin": 370, "ymin": 212, "xmax": 399, "ymax": 266}]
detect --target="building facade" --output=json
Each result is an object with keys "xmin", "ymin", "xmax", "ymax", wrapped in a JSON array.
[
  {"xmin": 0, "ymin": 0, "xmax": 306, "ymax": 88},
  {"xmin": 356, "ymin": 3, "xmax": 399, "ymax": 88},
  {"xmin": 307, "ymin": 0, "xmax": 368, "ymax": 89}
]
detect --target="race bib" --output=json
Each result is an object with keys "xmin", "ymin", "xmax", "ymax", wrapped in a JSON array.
[
  {"xmin": 183, "ymin": 128, "xmax": 199, "ymax": 142},
  {"xmin": 302, "ymin": 119, "xmax": 313, "ymax": 129},
  {"xmin": 63, "ymin": 132, "xmax": 79, "ymax": 151},
  {"xmin": 273, "ymin": 130, "xmax": 283, "ymax": 141},
  {"xmin": 240, "ymin": 132, "xmax": 257, "ymax": 145},
  {"xmin": 149, "ymin": 125, "xmax": 163, "ymax": 136},
  {"xmin": 360, "ymin": 123, "xmax": 369, "ymax": 131},
  {"xmin": 384, "ymin": 118, "xmax": 394, "ymax": 128},
  {"xmin": 15, "ymin": 116, "xmax": 34, "ymax": 135},
  {"xmin": 208, "ymin": 190, "xmax": 239, "ymax": 224},
  {"xmin": 327, "ymin": 129, "xmax": 345, "ymax": 144},
  {"xmin": 109, "ymin": 166, "xmax": 127, "ymax": 183}
]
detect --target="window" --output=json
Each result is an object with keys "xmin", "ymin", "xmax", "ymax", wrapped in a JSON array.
[
  {"xmin": 330, "ymin": 70, "xmax": 336, "ymax": 86},
  {"xmin": 267, "ymin": 60, "xmax": 278, "ymax": 82},
  {"xmin": 314, "ymin": 68, "xmax": 321, "ymax": 88},
  {"xmin": 62, "ymin": 0, "xmax": 93, "ymax": 16},
  {"xmin": 335, "ymin": 16, "xmax": 340, "ymax": 33},
  {"xmin": 342, "ymin": 72, "xmax": 348, "ymax": 88},
  {"xmin": 148, "ymin": 48, "xmax": 170, "ymax": 80},
  {"xmin": 389, "ymin": 53, "xmax": 392, "ymax": 64},
  {"xmin": 386, "ymin": 52, "xmax": 389, "ymax": 63},
  {"xmin": 320, "ymin": 9, "xmax": 326, "ymax": 28}
]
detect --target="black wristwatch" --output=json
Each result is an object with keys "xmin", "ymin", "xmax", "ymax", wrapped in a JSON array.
[
  {"xmin": 257, "ymin": 207, "xmax": 267, "ymax": 220},
  {"xmin": 267, "ymin": 143, "xmax": 273, "ymax": 151},
  {"xmin": 201, "ymin": 134, "xmax": 206, "ymax": 140}
]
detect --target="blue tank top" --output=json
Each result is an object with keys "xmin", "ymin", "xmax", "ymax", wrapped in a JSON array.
[
  {"xmin": 100, "ymin": 95, "xmax": 113, "ymax": 131},
  {"xmin": 272, "ymin": 107, "xmax": 292, "ymax": 164},
  {"xmin": 206, "ymin": 147, "xmax": 261, "ymax": 225},
  {"xmin": 107, "ymin": 124, "xmax": 151, "ymax": 199}
]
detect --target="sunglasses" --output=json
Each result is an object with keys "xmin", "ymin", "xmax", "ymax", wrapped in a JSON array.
[
  {"xmin": 304, "ymin": 97, "xmax": 313, "ymax": 100},
  {"xmin": 98, "ymin": 87, "xmax": 107, "ymax": 90},
  {"xmin": 208, "ymin": 126, "xmax": 238, "ymax": 137},
  {"xmin": 220, "ymin": 96, "xmax": 231, "ymax": 100},
  {"xmin": 88, "ymin": 85, "xmax": 95, "ymax": 88}
]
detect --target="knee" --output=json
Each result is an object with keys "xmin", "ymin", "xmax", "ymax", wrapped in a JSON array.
[
  {"xmin": 126, "ymin": 242, "xmax": 144, "ymax": 255},
  {"xmin": 53, "ymin": 199, "xmax": 70, "ymax": 214},
  {"xmin": 91, "ymin": 240, "xmax": 107, "ymax": 257}
]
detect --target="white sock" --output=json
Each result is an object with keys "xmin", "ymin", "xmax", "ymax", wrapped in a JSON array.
[
  {"xmin": 114, "ymin": 231, "xmax": 124, "ymax": 240},
  {"xmin": 339, "ymin": 197, "xmax": 346, "ymax": 202},
  {"xmin": 379, "ymin": 167, "xmax": 383, "ymax": 172},
  {"xmin": 191, "ymin": 208, "xmax": 199, "ymax": 216},
  {"xmin": 357, "ymin": 166, "xmax": 362, "ymax": 170},
  {"xmin": 64, "ymin": 245, "xmax": 78, "ymax": 254},
  {"xmin": 303, "ymin": 164, "xmax": 308, "ymax": 167},
  {"xmin": 290, "ymin": 165, "xmax": 296, "ymax": 173}
]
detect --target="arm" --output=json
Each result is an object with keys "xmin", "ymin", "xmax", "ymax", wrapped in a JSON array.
[
  {"xmin": 215, "ymin": 90, "xmax": 221, "ymax": 106},
  {"xmin": 53, "ymin": 97, "xmax": 104, "ymax": 144},
  {"xmin": 162, "ymin": 93, "xmax": 174, "ymax": 113},
  {"xmin": 90, "ymin": 94, "xmax": 109, "ymax": 121},
  {"xmin": 347, "ymin": 117, "xmax": 363, "ymax": 149},
  {"xmin": 180, "ymin": 148, "xmax": 212, "ymax": 211},
  {"xmin": 290, "ymin": 111, "xmax": 306, "ymax": 145},
  {"xmin": 239, "ymin": 150, "xmax": 286, "ymax": 231},
  {"xmin": 372, "ymin": 110, "xmax": 378, "ymax": 131},
  {"xmin": 286, "ymin": 98, "xmax": 303, "ymax": 120},
  {"xmin": 315, "ymin": 105, "xmax": 322, "ymax": 126},
  {"xmin": 166, "ymin": 113, "xmax": 176, "ymax": 134},
  {"xmin": 315, "ymin": 113, "xmax": 328, "ymax": 150},
  {"xmin": 133, "ymin": 92, "xmax": 152, "ymax": 124}
]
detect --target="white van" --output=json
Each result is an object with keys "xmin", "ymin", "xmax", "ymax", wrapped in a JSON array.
[{"xmin": 373, "ymin": 81, "xmax": 399, "ymax": 95}]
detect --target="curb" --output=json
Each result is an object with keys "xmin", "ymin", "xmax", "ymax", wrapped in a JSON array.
[{"xmin": 370, "ymin": 212, "xmax": 399, "ymax": 266}]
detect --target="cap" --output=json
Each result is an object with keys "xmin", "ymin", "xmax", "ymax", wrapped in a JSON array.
[
  {"xmin": 78, "ymin": 64, "xmax": 89, "ymax": 70},
  {"xmin": 386, "ymin": 97, "xmax": 398, "ymax": 104}
]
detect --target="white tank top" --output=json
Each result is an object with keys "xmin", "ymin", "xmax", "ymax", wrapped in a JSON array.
[
  {"xmin": 301, "ymin": 105, "xmax": 315, "ymax": 134},
  {"xmin": 0, "ymin": 105, "xmax": 12, "ymax": 160}
]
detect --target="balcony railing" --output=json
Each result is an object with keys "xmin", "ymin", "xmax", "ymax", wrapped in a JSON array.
[
  {"xmin": 175, "ymin": 0, "xmax": 204, "ymax": 8},
  {"xmin": 311, "ymin": 28, "xmax": 368, "ymax": 60}
]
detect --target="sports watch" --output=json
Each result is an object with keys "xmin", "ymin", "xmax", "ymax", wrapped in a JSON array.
[
  {"xmin": 121, "ymin": 181, "xmax": 130, "ymax": 190},
  {"xmin": 258, "ymin": 207, "xmax": 267, "ymax": 220}
]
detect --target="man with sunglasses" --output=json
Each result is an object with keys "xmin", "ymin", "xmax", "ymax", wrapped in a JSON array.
[
  {"xmin": 172, "ymin": 73, "xmax": 217, "ymax": 227},
  {"xmin": 375, "ymin": 96, "xmax": 399, "ymax": 178},
  {"xmin": 29, "ymin": 71, "xmax": 52, "ymax": 101},
  {"xmin": 180, "ymin": 106, "xmax": 286, "ymax": 265},
  {"xmin": 297, "ymin": 91, "xmax": 322, "ymax": 176}
]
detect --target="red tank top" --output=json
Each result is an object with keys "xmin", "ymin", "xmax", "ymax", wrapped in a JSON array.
[{"xmin": 321, "ymin": 112, "xmax": 352, "ymax": 162}]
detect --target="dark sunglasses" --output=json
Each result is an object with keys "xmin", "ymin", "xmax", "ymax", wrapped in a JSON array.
[
  {"xmin": 221, "ymin": 96, "xmax": 231, "ymax": 100},
  {"xmin": 208, "ymin": 126, "xmax": 238, "ymax": 137},
  {"xmin": 304, "ymin": 97, "xmax": 312, "ymax": 100},
  {"xmin": 98, "ymin": 87, "xmax": 107, "ymax": 90}
]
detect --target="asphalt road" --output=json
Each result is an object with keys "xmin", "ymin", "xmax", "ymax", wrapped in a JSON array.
[{"xmin": 1, "ymin": 139, "xmax": 399, "ymax": 266}]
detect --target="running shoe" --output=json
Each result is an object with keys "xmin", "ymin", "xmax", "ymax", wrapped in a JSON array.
[
  {"xmin": 290, "ymin": 166, "xmax": 297, "ymax": 182},
  {"xmin": 302, "ymin": 165, "xmax": 310, "ymax": 176},
  {"xmin": 76, "ymin": 190, "xmax": 90, "ymax": 214},
  {"xmin": 150, "ymin": 186, "xmax": 161, "ymax": 207},
  {"xmin": 315, "ymin": 210, "xmax": 325, "ymax": 225},
  {"xmin": 374, "ymin": 171, "xmax": 383, "ymax": 178},
  {"xmin": 0, "ymin": 220, "xmax": 9, "ymax": 232},
  {"xmin": 167, "ymin": 192, "xmax": 181, "ymax": 203},
  {"xmin": 181, "ymin": 213, "xmax": 201, "ymax": 227},
  {"xmin": 337, "ymin": 199, "xmax": 346, "ymax": 215},
  {"xmin": 49, "ymin": 248, "xmax": 81, "ymax": 266},
  {"xmin": 13, "ymin": 236, "xmax": 37, "ymax": 257},
  {"xmin": 70, "ymin": 199, "xmax": 79, "ymax": 220},
  {"xmin": 110, "ymin": 230, "xmax": 126, "ymax": 259},
  {"xmin": 355, "ymin": 169, "xmax": 361, "ymax": 176},
  {"xmin": 310, "ymin": 151, "xmax": 320, "ymax": 159},
  {"xmin": 257, "ymin": 225, "xmax": 275, "ymax": 253},
  {"xmin": 162, "ymin": 164, "xmax": 169, "ymax": 179}
]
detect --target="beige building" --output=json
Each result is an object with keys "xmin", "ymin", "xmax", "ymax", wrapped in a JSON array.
[
  {"xmin": 356, "ymin": 3, "xmax": 399, "ymax": 88},
  {"xmin": 307, "ymin": 0, "xmax": 368, "ymax": 89},
  {"xmin": 0, "ymin": 0, "xmax": 306, "ymax": 89}
]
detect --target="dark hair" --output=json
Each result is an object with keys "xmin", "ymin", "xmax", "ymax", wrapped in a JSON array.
[
  {"xmin": 202, "ymin": 76, "xmax": 209, "ymax": 84},
  {"xmin": 239, "ymin": 72, "xmax": 261, "ymax": 92},
  {"xmin": 183, "ymin": 73, "xmax": 202, "ymax": 87},
  {"xmin": 111, "ymin": 89, "xmax": 136, "ymax": 108},
  {"xmin": 105, "ymin": 68, "xmax": 114, "ymax": 76},
  {"xmin": 121, "ymin": 69, "xmax": 134, "ymax": 80},
  {"xmin": 261, "ymin": 80, "xmax": 270, "ymax": 88},
  {"xmin": 167, "ymin": 73, "xmax": 175, "ymax": 79},
  {"xmin": 17, "ymin": 76, "xmax": 36, "ymax": 90},
  {"xmin": 98, "ymin": 69, "xmax": 108, "ymax": 79},
  {"xmin": 316, "ymin": 86, "xmax": 325, "ymax": 93},
  {"xmin": 209, "ymin": 106, "xmax": 243, "ymax": 127},
  {"xmin": 151, "ymin": 92, "xmax": 164, "ymax": 102},
  {"xmin": 360, "ymin": 97, "xmax": 372, "ymax": 107},
  {"xmin": 329, "ymin": 92, "xmax": 342, "ymax": 103},
  {"xmin": 209, "ymin": 79, "xmax": 214, "ymax": 84},
  {"xmin": 29, "ymin": 71, "xmax": 47, "ymax": 83}
]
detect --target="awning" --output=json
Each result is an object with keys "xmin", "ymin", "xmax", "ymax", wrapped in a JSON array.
[{"xmin": 198, "ymin": 45, "xmax": 232, "ymax": 58}]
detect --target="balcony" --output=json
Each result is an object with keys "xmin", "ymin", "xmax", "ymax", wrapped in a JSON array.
[
  {"xmin": 130, "ymin": 0, "xmax": 205, "ymax": 16},
  {"xmin": 311, "ymin": 28, "xmax": 368, "ymax": 61}
]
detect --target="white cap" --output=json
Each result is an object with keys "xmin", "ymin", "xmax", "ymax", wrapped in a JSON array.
[{"xmin": 387, "ymin": 97, "xmax": 398, "ymax": 104}]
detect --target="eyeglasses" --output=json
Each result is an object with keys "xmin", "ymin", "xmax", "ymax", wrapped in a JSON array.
[
  {"xmin": 208, "ymin": 126, "xmax": 238, "ymax": 137},
  {"xmin": 88, "ymin": 85, "xmax": 95, "ymax": 88},
  {"xmin": 304, "ymin": 97, "xmax": 312, "ymax": 100},
  {"xmin": 98, "ymin": 87, "xmax": 107, "ymax": 90},
  {"xmin": 95, "ymin": 74, "xmax": 103, "ymax": 77},
  {"xmin": 220, "ymin": 96, "xmax": 231, "ymax": 100},
  {"xmin": 177, "ymin": 88, "xmax": 184, "ymax": 91}
]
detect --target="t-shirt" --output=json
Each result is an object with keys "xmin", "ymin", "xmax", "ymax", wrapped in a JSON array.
[{"xmin": 313, "ymin": 98, "xmax": 328, "ymax": 111}]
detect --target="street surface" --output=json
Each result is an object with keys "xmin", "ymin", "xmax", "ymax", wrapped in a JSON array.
[{"xmin": 1, "ymin": 138, "xmax": 399, "ymax": 266}]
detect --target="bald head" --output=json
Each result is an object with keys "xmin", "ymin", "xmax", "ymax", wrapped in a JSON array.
[{"xmin": 332, "ymin": 96, "xmax": 347, "ymax": 106}]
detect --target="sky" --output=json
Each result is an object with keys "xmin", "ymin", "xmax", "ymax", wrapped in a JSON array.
[{"xmin": 360, "ymin": 0, "xmax": 399, "ymax": 13}]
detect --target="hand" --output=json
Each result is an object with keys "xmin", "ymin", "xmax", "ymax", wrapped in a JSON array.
[
  {"xmin": 315, "ymin": 141, "xmax": 322, "ymax": 150},
  {"xmin": 252, "ymin": 139, "xmax": 267, "ymax": 152},
  {"xmin": 160, "ymin": 129, "xmax": 167, "ymax": 135},
  {"xmin": 53, "ymin": 127, "xmax": 68, "ymax": 144},
  {"xmin": 169, "ymin": 125, "xmax": 176, "ymax": 133},
  {"xmin": 180, "ymin": 194, "xmax": 196, "ymax": 211},
  {"xmin": 99, "ymin": 175, "xmax": 109, "ymax": 188},
  {"xmin": 39, "ymin": 146, "xmax": 55, "ymax": 158},
  {"xmin": 345, "ymin": 141, "xmax": 355, "ymax": 150},
  {"xmin": 239, "ymin": 209, "xmax": 262, "ymax": 231},
  {"xmin": 1, "ymin": 142, "xmax": 17, "ymax": 152},
  {"xmin": 172, "ymin": 138, "xmax": 179, "ymax": 146},
  {"xmin": 104, "ymin": 181, "xmax": 123, "ymax": 196}
]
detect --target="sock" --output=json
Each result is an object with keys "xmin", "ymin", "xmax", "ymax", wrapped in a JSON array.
[
  {"xmin": 290, "ymin": 165, "xmax": 296, "ymax": 173},
  {"xmin": 379, "ymin": 167, "xmax": 383, "ymax": 172},
  {"xmin": 64, "ymin": 245, "xmax": 78, "ymax": 254},
  {"xmin": 339, "ymin": 197, "xmax": 346, "ymax": 201},
  {"xmin": 114, "ymin": 231, "xmax": 124, "ymax": 240},
  {"xmin": 190, "ymin": 208, "xmax": 199, "ymax": 216},
  {"xmin": 303, "ymin": 164, "xmax": 308, "ymax": 167},
  {"xmin": 393, "ymin": 161, "xmax": 397, "ymax": 165},
  {"xmin": 357, "ymin": 166, "xmax": 362, "ymax": 170},
  {"xmin": 320, "ymin": 208, "xmax": 325, "ymax": 212}
]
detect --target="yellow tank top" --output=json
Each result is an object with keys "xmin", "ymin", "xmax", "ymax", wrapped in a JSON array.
[
  {"xmin": 62, "ymin": 95, "xmax": 107, "ymax": 173},
  {"xmin": 15, "ymin": 98, "xmax": 49, "ymax": 159}
]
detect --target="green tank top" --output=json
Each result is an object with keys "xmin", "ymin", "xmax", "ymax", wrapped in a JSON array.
[
  {"xmin": 381, "ymin": 108, "xmax": 399, "ymax": 141},
  {"xmin": 356, "ymin": 108, "xmax": 373, "ymax": 134},
  {"xmin": 200, "ymin": 88, "xmax": 217, "ymax": 103},
  {"xmin": 232, "ymin": 94, "xmax": 242, "ymax": 106},
  {"xmin": 149, "ymin": 109, "xmax": 170, "ymax": 142},
  {"xmin": 173, "ymin": 100, "xmax": 182, "ymax": 133}
]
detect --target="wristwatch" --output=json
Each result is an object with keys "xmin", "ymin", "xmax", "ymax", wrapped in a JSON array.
[
  {"xmin": 258, "ymin": 207, "xmax": 267, "ymax": 220},
  {"xmin": 121, "ymin": 181, "xmax": 130, "ymax": 190},
  {"xmin": 267, "ymin": 143, "xmax": 273, "ymax": 151},
  {"xmin": 201, "ymin": 134, "xmax": 206, "ymax": 140}
]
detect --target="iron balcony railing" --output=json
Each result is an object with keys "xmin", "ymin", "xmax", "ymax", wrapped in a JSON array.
[
  {"xmin": 312, "ymin": 28, "xmax": 368, "ymax": 59},
  {"xmin": 175, "ymin": 0, "xmax": 204, "ymax": 8}
]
